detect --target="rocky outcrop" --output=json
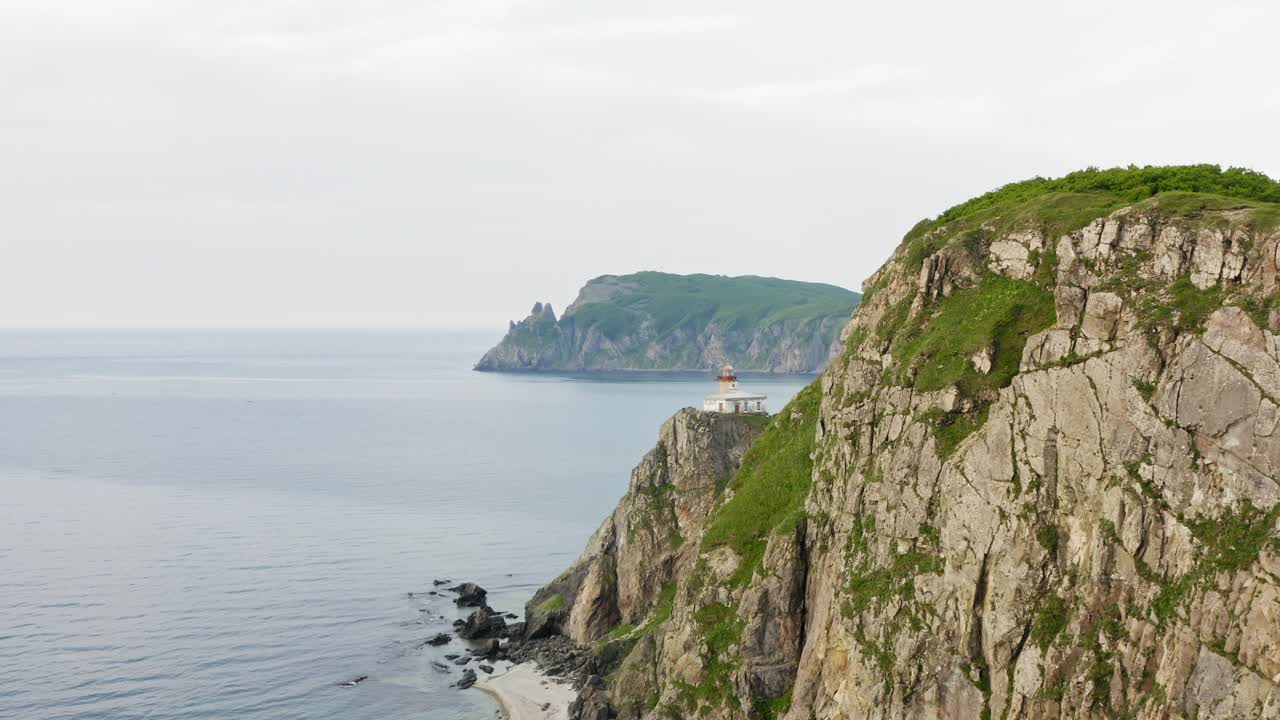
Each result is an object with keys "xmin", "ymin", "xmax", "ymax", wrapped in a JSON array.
[
  {"xmin": 520, "ymin": 185, "xmax": 1280, "ymax": 719},
  {"xmin": 524, "ymin": 409, "xmax": 768, "ymax": 646},
  {"xmin": 810, "ymin": 200, "xmax": 1280, "ymax": 719},
  {"xmin": 449, "ymin": 582, "xmax": 488, "ymax": 607},
  {"xmin": 474, "ymin": 272, "xmax": 861, "ymax": 373},
  {"xmin": 456, "ymin": 606, "xmax": 507, "ymax": 640}
]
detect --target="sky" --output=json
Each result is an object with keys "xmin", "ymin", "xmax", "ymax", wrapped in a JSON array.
[{"xmin": 3, "ymin": 0, "xmax": 1278, "ymax": 330}]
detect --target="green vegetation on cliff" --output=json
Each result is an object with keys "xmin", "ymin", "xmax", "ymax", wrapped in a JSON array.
[
  {"xmin": 576, "ymin": 272, "xmax": 859, "ymax": 337},
  {"xmin": 862, "ymin": 165, "xmax": 1280, "ymax": 457},
  {"xmin": 701, "ymin": 381, "xmax": 821, "ymax": 586},
  {"xmin": 917, "ymin": 164, "xmax": 1280, "ymax": 239},
  {"xmin": 878, "ymin": 165, "xmax": 1280, "ymax": 290},
  {"xmin": 530, "ymin": 165, "xmax": 1280, "ymax": 720},
  {"xmin": 889, "ymin": 276, "xmax": 1056, "ymax": 395},
  {"xmin": 475, "ymin": 272, "xmax": 861, "ymax": 372}
]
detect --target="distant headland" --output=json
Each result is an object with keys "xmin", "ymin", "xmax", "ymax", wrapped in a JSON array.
[{"xmin": 473, "ymin": 271, "xmax": 862, "ymax": 374}]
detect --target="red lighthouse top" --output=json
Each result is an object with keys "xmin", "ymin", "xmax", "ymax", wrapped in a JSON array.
[{"xmin": 717, "ymin": 364, "xmax": 737, "ymax": 381}]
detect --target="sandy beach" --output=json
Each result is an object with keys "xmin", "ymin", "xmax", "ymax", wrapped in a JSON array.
[{"xmin": 475, "ymin": 663, "xmax": 576, "ymax": 720}]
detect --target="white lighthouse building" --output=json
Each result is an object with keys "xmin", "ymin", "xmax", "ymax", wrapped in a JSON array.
[{"xmin": 703, "ymin": 364, "xmax": 768, "ymax": 415}]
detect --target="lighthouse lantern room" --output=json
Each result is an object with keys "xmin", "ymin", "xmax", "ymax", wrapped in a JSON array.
[{"xmin": 703, "ymin": 363, "xmax": 768, "ymax": 415}]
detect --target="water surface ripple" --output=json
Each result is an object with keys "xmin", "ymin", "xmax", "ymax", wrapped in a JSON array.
[{"xmin": 0, "ymin": 330, "xmax": 810, "ymax": 719}]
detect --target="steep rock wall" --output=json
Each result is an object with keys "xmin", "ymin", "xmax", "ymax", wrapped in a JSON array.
[
  {"xmin": 528, "ymin": 195, "xmax": 1280, "ymax": 720},
  {"xmin": 794, "ymin": 203, "xmax": 1280, "ymax": 720}
]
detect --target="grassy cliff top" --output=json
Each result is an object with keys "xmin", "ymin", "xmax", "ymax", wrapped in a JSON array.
[
  {"xmin": 903, "ymin": 164, "xmax": 1280, "ymax": 248},
  {"xmin": 856, "ymin": 163, "xmax": 1280, "ymax": 458},
  {"xmin": 564, "ymin": 271, "xmax": 861, "ymax": 337}
]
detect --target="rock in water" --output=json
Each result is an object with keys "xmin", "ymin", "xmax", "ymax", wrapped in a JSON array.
[
  {"xmin": 456, "ymin": 669, "xmax": 476, "ymax": 690},
  {"xmin": 457, "ymin": 606, "xmax": 507, "ymax": 640},
  {"xmin": 447, "ymin": 582, "xmax": 488, "ymax": 607},
  {"xmin": 423, "ymin": 632, "xmax": 451, "ymax": 646}
]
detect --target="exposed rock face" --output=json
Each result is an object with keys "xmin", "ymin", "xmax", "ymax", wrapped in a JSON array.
[
  {"xmin": 529, "ymin": 195, "xmax": 1280, "ymax": 719},
  {"xmin": 524, "ymin": 408, "xmax": 767, "ymax": 646},
  {"xmin": 792, "ymin": 203, "xmax": 1280, "ymax": 719},
  {"xmin": 457, "ymin": 606, "xmax": 507, "ymax": 640},
  {"xmin": 474, "ymin": 272, "xmax": 861, "ymax": 373}
]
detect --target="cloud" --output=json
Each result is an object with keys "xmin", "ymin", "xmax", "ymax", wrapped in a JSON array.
[
  {"xmin": 704, "ymin": 64, "xmax": 918, "ymax": 107},
  {"xmin": 2, "ymin": 0, "xmax": 1279, "ymax": 328}
]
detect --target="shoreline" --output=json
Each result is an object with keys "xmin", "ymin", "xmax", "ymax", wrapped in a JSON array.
[
  {"xmin": 474, "ymin": 366, "xmax": 821, "ymax": 377},
  {"xmin": 475, "ymin": 662, "xmax": 575, "ymax": 720}
]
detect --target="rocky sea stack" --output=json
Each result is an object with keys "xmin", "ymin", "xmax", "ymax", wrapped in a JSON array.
[
  {"xmin": 517, "ymin": 165, "xmax": 1280, "ymax": 719},
  {"xmin": 474, "ymin": 272, "xmax": 861, "ymax": 373}
]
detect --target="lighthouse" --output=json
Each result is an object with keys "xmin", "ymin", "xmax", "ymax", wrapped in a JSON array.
[{"xmin": 703, "ymin": 363, "xmax": 768, "ymax": 415}]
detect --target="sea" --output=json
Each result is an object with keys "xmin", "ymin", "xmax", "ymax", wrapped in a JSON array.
[{"xmin": 0, "ymin": 330, "xmax": 812, "ymax": 720}]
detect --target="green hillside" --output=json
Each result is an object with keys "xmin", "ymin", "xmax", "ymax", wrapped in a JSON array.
[
  {"xmin": 568, "ymin": 272, "xmax": 860, "ymax": 340},
  {"xmin": 475, "ymin": 272, "xmax": 861, "ymax": 373},
  {"xmin": 901, "ymin": 164, "xmax": 1280, "ymax": 254}
]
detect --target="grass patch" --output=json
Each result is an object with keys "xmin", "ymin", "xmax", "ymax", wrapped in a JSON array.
[
  {"xmin": 1136, "ymin": 190, "xmax": 1280, "ymax": 223},
  {"xmin": 1149, "ymin": 502, "xmax": 1280, "ymax": 625},
  {"xmin": 924, "ymin": 165, "xmax": 1280, "ymax": 235},
  {"xmin": 1082, "ymin": 623, "xmax": 1114, "ymax": 710},
  {"xmin": 1241, "ymin": 293, "xmax": 1280, "ymax": 331},
  {"xmin": 750, "ymin": 690, "xmax": 792, "ymax": 720},
  {"xmin": 1032, "ymin": 596, "xmax": 1068, "ymax": 650},
  {"xmin": 669, "ymin": 603, "xmax": 747, "ymax": 713},
  {"xmin": 1037, "ymin": 524, "xmax": 1060, "ymax": 555},
  {"xmin": 701, "ymin": 381, "xmax": 821, "ymax": 586},
  {"xmin": 1151, "ymin": 575, "xmax": 1193, "ymax": 625},
  {"xmin": 1135, "ymin": 275, "xmax": 1227, "ymax": 337},
  {"xmin": 604, "ymin": 623, "xmax": 636, "ymax": 641},
  {"xmin": 737, "ymin": 413, "xmax": 773, "ymax": 430},
  {"xmin": 842, "ymin": 549, "xmax": 943, "ymax": 617},
  {"xmin": 891, "ymin": 276, "xmax": 1056, "ymax": 395},
  {"xmin": 920, "ymin": 405, "xmax": 992, "ymax": 458},
  {"xmin": 1186, "ymin": 503, "xmax": 1280, "ymax": 575},
  {"xmin": 593, "ymin": 623, "xmax": 638, "ymax": 654},
  {"xmin": 536, "ymin": 593, "xmax": 565, "ymax": 613},
  {"xmin": 639, "ymin": 581, "xmax": 677, "ymax": 635},
  {"xmin": 1169, "ymin": 277, "xmax": 1225, "ymax": 331},
  {"xmin": 883, "ymin": 275, "xmax": 1055, "ymax": 459}
]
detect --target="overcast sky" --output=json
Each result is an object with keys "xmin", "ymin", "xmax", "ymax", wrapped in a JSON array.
[{"xmin": 3, "ymin": 0, "xmax": 1278, "ymax": 329}]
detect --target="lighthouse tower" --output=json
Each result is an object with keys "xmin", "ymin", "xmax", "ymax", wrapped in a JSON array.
[
  {"xmin": 703, "ymin": 362, "xmax": 768, "ymax": 415},
  {"xmin": 718, "ymin": 364, "xmax": 738, "ymax": 394}
]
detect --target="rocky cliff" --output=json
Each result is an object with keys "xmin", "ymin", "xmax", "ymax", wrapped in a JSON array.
[
  {"xmin": 523, "ymin": 167, "xmax": 1280, "ymax": 719},
  {"xmin": 474, "ymin": 272, "xmax": 861, "ymax": 373}
]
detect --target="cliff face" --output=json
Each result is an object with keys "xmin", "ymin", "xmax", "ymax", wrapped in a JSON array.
[
  {"xmin": 474, "ymin": 272, "xmax": 861, "ymax": 373},
  {"xmin": 528, "ymin": 177, "xmax": 1280, "ymax": 720},
  {"xmin": 521, "ymin": 397, "xmax": 817, "ymax": 719},
  {"xmin": 523, "ymin": 408, "xmax": 769, "ymax": 649},
  {"xmin": 794, "ymin": 200, "xmax": 1280, "ymax": 720}
]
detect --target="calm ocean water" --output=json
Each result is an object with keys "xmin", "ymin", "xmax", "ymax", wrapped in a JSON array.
[{"xmin": 0, "ymin": 331, "xmax": 810, "ymax": 720}]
